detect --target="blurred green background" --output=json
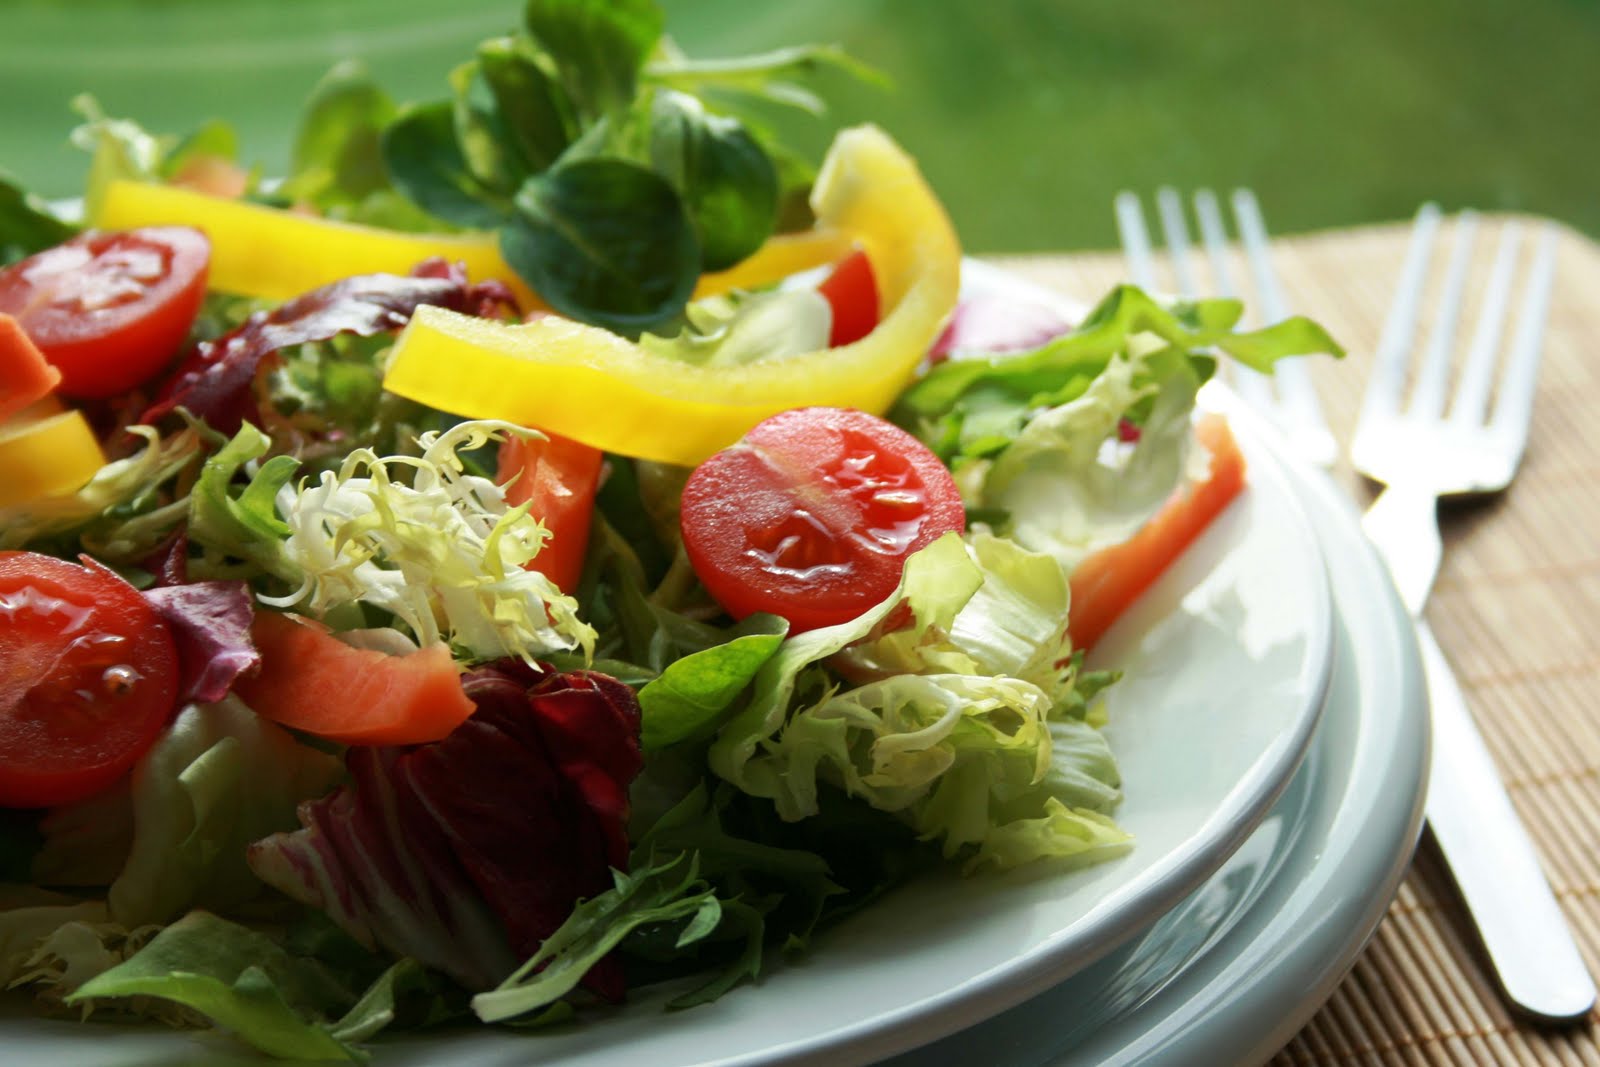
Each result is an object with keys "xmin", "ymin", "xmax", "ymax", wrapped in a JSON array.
[{"xmin": 3, "ymin": 0, "xmax": 1597, "ymax": 252}]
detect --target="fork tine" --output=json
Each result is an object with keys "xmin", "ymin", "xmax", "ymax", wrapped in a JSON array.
[
  {"xmin": 1156, "ymin": 187, "xmax": 1199, "ymax": 298},
  {"xmin": 1361, "ymin": 202, "xmax": 1444, "ymax": 427},
  {"xmin": 1192, "ymin": 189, "xmax": 1275, "ymax": 414},
  {"xmin": 1231, "ymin": 190, "xmax": 1289, "ymax": 320},
  {"xmin": 1410, "ymin": 211, "xmax": 1480, "ymax": 421},
  {"xmin": 1232, "ymin": 189, "xmax": 1337, "ymax": 464},
  {"xmin": 1448, "ymin": 221, "xmax": 1522, "ymax": 428},
  {"xmin": 1115, "ymin": 192, "xmax": 1157, "ymax": 290},
  {"xmin": 1193, "ymin": 190, "xmax": 1239, "ymax": 296},
  {"xmin": 1490, "ymin": 223, "xmax": 1559, "ymax": 468}
]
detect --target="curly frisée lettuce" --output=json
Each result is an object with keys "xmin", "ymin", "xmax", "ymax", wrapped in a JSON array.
[{"xmin": 259, "ymin": 420, "xmax": 595, "ymax": 663}]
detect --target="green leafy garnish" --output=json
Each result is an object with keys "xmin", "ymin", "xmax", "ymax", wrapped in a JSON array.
[{"xmin": 364, "ymin": 0, "xmax": 872, "ymax": 333}]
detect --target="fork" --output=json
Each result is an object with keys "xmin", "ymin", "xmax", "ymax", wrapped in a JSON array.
[
  {"xmin": 1115, "ymin": 189, "xmax": 1595, "ymax": 1023},
  {"xmin": 1350, "ymin": 205, "xmax": 1592, "ymax": 1022},
  {"xmin": 1115, "ymin": 187, "xmax": 1338, "ymax": 466}
]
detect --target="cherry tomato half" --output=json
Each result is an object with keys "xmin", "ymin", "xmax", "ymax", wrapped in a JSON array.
[
  {"xmin": 0, "ymin": 227, "xmax": 210, "ymax": 399},
  {"xmin": 0, "ymin": 552, "xmax": 180, "ymax": 808},
  {"xmin": 816, "ymin": 249, "xmax": 880, "ymax": 348},
  {"xmin": 680, "ymin": 407, "xmax": 965, "ymax": 633}
]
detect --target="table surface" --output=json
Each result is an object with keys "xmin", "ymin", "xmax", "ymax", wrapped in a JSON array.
[{"xmin": 994, "ymin": 215, "xmax": 1600, "ymax": 1066}]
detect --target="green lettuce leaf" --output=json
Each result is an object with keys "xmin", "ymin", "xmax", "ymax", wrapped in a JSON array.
[
  {"xmin": 978, "ymin": 344, "xmax": 1203, "ymax": 573},
  {"xmin": 471, "ymin": 853, "xmax": 717, "ymax": 1023},
  {"xmin": 186, "ymin": 422, "xmax": 301, "ymax": 580},
  {"xmin": 108, "ymin": 697, "xmax": 343, "ymax": 928},
  {"xmin": 67, "ymin": 911, "xmax": 362, "ymax": 1062},
  {"xmin": 0, "ymin": 425, "xmax": 204, "ymax": 557},
  {"xmin": 707, "ymin": 532, "xmax": 980, "ymax": 800},
  {"xmin": 708, "ymin": 531, "xmax": 1129, "ymax": 870},
  {"xmin": 639, "ymin": 288, "xmax": 830, "ymax": 368},
  {"xmin": 835, "ymin": 531, "xmax": 1086, "ymax": 709},
  {"xmin": 966, "ymin": 798, "xmax": 1131, "ymax": 873},
  {"xmin": 637, "ymin": 614, "xmax": 789, "ymax": 749},
  {"xmin": 894, "ymin": 284, "xmax": 1342, "ymax": 467},
  {"xmin": 0, "ymin": 895, "xmax": 109, "ymax": 989}
]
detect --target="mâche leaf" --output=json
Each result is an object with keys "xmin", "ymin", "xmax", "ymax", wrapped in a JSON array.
[
  {"xmin": 381, "ymin": 101, "xmax": 511, "ymax": 229},
  {"xmin": 522, "ymin": 0, "xmax": 664, "ymax": 123},
  {"xmin": 501, "ymin": 157, "xmax": 699, "ymax": 333},
  {"xmin": 648, "ymin": 90, "xmax": 779, "ymax": 271}
]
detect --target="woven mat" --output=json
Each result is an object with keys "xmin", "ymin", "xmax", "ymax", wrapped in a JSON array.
[{"xmin": 992, "ymin": 216, "xmax": 1600, "ymax": 1066}]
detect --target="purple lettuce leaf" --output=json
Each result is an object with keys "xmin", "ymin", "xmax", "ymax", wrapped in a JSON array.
[
  {"xmin": 140, "ymin": 580, "xmax": 260, "ymax": 705},
  {"xmin": 247, "ymin": 663, "xmax": 644, "ymax": 1001},
  {"xmin": 143, "ymin": 258, "xmax": 519, "ymax": 434}
]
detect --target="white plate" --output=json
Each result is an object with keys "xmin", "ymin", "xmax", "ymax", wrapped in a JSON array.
[
  {"xmin": 882, "ymin": 402, "xmax": 1430, "ymax": 1067},
  {"xmin": 0, "ymin": 265, "xmax": 1336, "ymax": 1065}
]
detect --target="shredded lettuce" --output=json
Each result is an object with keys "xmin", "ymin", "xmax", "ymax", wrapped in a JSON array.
[{"xmin": 262, "ymin": 419, "xmax": 595, "ymax": 663}]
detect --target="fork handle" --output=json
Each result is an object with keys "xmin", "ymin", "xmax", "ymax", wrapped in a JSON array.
[
  {"xmin": 1363, "ymin": 485, "xmax": 1441, "ymax": 614},
  {"xmin": 1418, "ymin": 619, "xmax": 1598, "ymax": 1022}
]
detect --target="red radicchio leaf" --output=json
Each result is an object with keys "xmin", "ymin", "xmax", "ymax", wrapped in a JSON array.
[
  {"xmin": 928, "ymin": 294, "xmax": 1076, "ymax": 364},
  {"xmin": 143, "ymin": 258, "xmax": 520, "ymax": 434},
  {"xmin": 140, "ymin": 580, "xmax": 260, "ymax": 705},
  {"xmin": 140, "ymin": 527, "xmax": 191, "ymax": 587},
  {"xmin": 247, "ymin": 663, "xmax": 644, "ymax": 1000}
]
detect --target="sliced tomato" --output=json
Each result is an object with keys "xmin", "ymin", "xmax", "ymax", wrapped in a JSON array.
[
  {"xmin": 497, "ymin": 430, "xmax": 604, "ymax": 595},
  {"xmin": 233, "ymin": 611, "xmax": 476, "ymax": 746},
  {"xmin": 0, "ymin": 551, "xmax": 180, "ymax": 808},
  {"xmin": 1067, "ymin": 414, "xmax": 1247, "ymax": 650},
  {"xmin": 816, "ymin": 249, "xmax": 879, "ymax": 347},
  {"xmin": 0, "ymin": 227, "xmax": 210, "ymax": 399},
  {"xmin": 680, "ymin": 406, "xmax": 965, "ymax": 633}
]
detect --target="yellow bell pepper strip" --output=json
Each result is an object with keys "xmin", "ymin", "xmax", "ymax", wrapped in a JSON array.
[
  {"xmin": 0, "ymin": 400, "xmax": 107, "ymax": 507},
  {"xmin": 693, "ymin": 227, "xmax": 856, "ymax": 296},
  {"xmin": 92, "ymin": 179, "xmax": 854, "ymax": 312},
  {"xmin": 94, "ymin": 180, "xmax": 542, "ymax": 308},
  {"xmin": 380, "ymin": 125, "xmax": 960, "ymax": 467}
]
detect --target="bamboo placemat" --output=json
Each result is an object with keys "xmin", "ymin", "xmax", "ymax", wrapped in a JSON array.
[{"xmin": 992, "ymin": 215, "xmax": 1600, "ymax": 1066}]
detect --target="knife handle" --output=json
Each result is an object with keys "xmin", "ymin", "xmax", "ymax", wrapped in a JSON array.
[{"xmin": 1418, "ymin": 618, "xmax": 1596, "ymax": 1022}]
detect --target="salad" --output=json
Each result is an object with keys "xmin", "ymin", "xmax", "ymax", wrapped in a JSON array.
[{"xmin": 0, "ymin": 1, "xmax": 1343, "ymax": 1060}]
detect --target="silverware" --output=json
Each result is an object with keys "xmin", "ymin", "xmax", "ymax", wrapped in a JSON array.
[
  {"xmin": 1352, "ymin": 204, "xmax": 1591, "ymax": 1023},
  {"xmin": 1114, "ymin": 187, "xmax": 1337, "ymax": 466},
  {"xmin": 1114, "ymin": 189, "xmax": 1594, "ymax": 1023}
]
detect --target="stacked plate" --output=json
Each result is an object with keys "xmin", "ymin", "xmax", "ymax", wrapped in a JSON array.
[{"xmin": 2, "ymin": 267, "xmax": 1428, "ymax": 1066}]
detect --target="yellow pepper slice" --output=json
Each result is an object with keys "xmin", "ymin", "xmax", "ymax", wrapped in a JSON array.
[
  {"xmin": 92, "ymin": 179, "xmax": 854, "ymax": 310},
  {"xmin": 381, "ymin": 125, "xmax": 960, "ymax": 466},
  {"xmin": 94, "ymin": 181, "xmax": 541, "ymax": 307},
  {"xmin": 0, "ymin": 401, "xmax": 107, "ymax": 508}
]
